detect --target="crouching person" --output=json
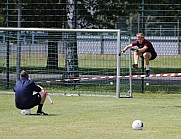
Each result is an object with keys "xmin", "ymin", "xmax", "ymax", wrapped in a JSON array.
[{"xmin": 14, "ymin": 70, "xmax": 48, "ymax": 115}]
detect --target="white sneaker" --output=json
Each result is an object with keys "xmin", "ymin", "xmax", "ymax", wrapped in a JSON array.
[{"xmin": 21, "ymin": 109, "xmax": 31, "ymax": 115}]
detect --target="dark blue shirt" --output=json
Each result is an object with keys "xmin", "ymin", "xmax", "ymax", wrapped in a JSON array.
[{"xmin": 14, "ymin": 77, "xmax": 41, "ymax": 109}]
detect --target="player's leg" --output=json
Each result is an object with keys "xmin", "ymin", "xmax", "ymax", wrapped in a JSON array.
[
  {"xmin": 39, "ymin": 91, "xmax": 46, "ymax": 104},
  {"xmin": 133, "ymin": 52, "xmax": 142, "ymax": 69},
  {"xmin": 143, "ymin": 52, "xmax": 152, "ymax": 77},
  {"xmin": 21, "ymin": 92, "xmax": 47, "ymax": 115},
  {"xmin": 36, "ymin": 91, "xmax": 48, "ymax": 115}
]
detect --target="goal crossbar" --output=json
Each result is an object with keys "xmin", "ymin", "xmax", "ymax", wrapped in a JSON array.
[{"xmin": 0, "ymin": 27, "xmax": 120, "ymax": 33}]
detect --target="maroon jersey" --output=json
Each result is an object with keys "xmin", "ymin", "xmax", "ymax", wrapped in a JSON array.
[{"xmin": 132, "ymin": 39, "xmax": 156, "ymax": 52}]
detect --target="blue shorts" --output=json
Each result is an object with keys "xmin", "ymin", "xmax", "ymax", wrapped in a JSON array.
[{"xmin": 26, "ymin": 93, "xmax": 41, "ymax": 109}]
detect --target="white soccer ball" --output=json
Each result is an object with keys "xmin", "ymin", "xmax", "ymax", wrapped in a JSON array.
[
  {"xmin": 132, "ymin": 120, "xmax": 143, "ymax": 130},
  {"xmin": 21, "ymin": 109, "xmax": 31, "ymax": 115}
]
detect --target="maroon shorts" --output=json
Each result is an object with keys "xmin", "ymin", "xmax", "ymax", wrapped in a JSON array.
[
  {"xmin": 149, "ymin": 51, "xmax": 157, "ymax": 60},
  {"xmin": 141, "ymin": 51, "xmax": 157, "ymax": 60}
]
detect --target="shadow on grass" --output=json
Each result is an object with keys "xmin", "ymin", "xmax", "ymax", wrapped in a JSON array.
[{"xmin": 28, "ymin": 114, "xmax": 60, "ymax": 116}]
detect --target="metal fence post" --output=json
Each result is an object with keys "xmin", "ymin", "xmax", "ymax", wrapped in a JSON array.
[{"xmin": 141, "ymin": 57, "xmax": 144, "ymax": 93}]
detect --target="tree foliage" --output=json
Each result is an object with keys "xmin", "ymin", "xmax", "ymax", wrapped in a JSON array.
[
  {"xmin": 78, "ymin": 0, "xmax": 129, "ymax": 28},
  {"xmin": 0, "ymin": 0, "xmax": 130, "ymax": 28},
  {"xmin": 0, "ymin": 0, "xmax": 181, "ymax": 29},
  {"xmin": 21, "ymin": 0, "xmax": 67, "ymax": 28}
]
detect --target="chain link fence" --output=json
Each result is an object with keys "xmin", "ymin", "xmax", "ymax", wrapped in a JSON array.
[{"xmin": 0, "ymin": 1, "xmax": 181, "ymax": 94}]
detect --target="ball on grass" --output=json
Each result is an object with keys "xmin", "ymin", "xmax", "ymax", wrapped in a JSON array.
[{"xmin": 132, "ymin": 120, "xmax": 143, "ymax": 130}]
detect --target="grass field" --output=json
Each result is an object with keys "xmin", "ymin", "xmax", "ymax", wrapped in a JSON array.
[
  {"xmin": 1, "ymin": 93, "xmax": 181, "ymax": 139},
  {"xmin": 1, "ymin": 55, "xmax": 181, "ymax": 68}
]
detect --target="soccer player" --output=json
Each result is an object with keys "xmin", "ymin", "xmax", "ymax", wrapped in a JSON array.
[
  {"xmin": 14, "ymin": 70, "xmax": 48, "ymax": 115},
  {"xmin": 119, "ymin": 33, "xmax": 157, "ymax": 77}
]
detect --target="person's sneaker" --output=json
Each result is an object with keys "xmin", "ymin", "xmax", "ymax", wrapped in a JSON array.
[
  {"xmin": 37, "ymin": 111, "xmax": 48, "ymax": 116},
  {"xmin": 21, "ymin": 109, "xmax": 31, "ymax": 115},
  {"xmin": 132, "ymin": 64, "xmax": 138, "ymax": 69},
  {"xmin": 146, "ymin": 70, "xmax": 150, "ymax": 77}
]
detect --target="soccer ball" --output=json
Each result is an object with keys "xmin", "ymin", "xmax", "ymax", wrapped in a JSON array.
[
  {"xmin": 21, "ymin": 109, "xmax": 31, "ymax": 115},
  {"xmin": 132, "ymin": 120, "xmax": 143, "ymax": 130}
]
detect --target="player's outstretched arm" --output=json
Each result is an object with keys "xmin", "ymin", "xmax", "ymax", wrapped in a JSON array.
[{"xmin": 119, "ymin": 44, "xmax": 133, "ymax": 56}]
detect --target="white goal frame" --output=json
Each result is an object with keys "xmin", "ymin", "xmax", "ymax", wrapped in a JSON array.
[{"xmin": 0, "ymin": 27, "xmax": 132, "ymax": 98}]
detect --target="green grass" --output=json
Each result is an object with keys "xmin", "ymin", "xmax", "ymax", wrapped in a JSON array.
[
  {"xmin": 1, "ymin": 55, "xmax": 181, "ymax": 68},
  {"xmin": 1, "ymin": 93, "xmax": 181, "ymax": 139}
]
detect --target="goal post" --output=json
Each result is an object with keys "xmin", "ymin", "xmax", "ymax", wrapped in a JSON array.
[{"xmin": 0, "ymin": 27, "xmax": 132, "ymax": 98}]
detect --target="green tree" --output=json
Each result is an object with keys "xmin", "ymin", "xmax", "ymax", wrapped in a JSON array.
[
  {"xmin": 78, "ymin": 0, "xmax": 129, "ymax": 29},
  {"xmin": 21, "ymin": 0, "xmax": 66, "ymax": 70},
  {"xmin": 0, "ymin": 2, "xmax": 5, "ymax": 26},
  {"xmin": 21, "ymin": 0, "xmax": 66, "ymax": 28}
]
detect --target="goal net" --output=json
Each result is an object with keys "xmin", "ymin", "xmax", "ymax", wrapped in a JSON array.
[{"xmin": 0, "ymin": 27, "xmax": 132, "ymax": 98}]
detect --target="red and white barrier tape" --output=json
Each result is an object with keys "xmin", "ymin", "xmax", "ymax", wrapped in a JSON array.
[{"xmin": 45, "ymin": 73, "xmax": 181, "ymax": 83}]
